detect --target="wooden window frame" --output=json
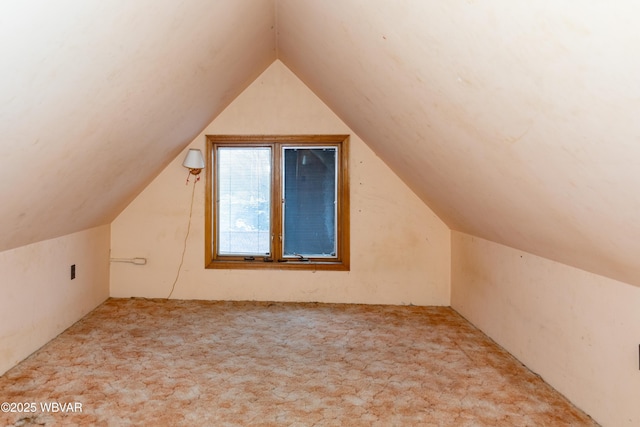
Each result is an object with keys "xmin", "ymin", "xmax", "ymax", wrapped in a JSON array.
[{"xmin": 205, "ymin": 135, "xmax": 350, "ymax": 271}]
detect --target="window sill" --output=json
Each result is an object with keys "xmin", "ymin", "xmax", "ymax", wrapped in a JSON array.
[{"xmin": 205, "ymin": 260, "xmax": 349, "ymax": 271}]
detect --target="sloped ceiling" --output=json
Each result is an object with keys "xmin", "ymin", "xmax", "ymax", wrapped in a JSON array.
[
  {"xmin": 278, "ymin": 1, "xmax": 640, "ymax": 287},
  {"xmin": 2, "ymin": 1, "xmax": 640, "ymax": 288},
  {"xmin": 0, "ymin": 0, "xmax": 275, "ymax": 251}
]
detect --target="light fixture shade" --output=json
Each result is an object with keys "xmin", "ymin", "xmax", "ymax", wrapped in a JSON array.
[{"xmin": 183, "ymin": 149, "xmax": 205, "ymax": 170}]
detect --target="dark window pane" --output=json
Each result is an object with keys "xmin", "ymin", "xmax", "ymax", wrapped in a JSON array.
[
  {"xmin": 283, "ymin": 147, "xmax": 337, "ymax": 257},
  {"xmin": 217, "ymin": 147, "xmax": 271, "ymax": 255}
]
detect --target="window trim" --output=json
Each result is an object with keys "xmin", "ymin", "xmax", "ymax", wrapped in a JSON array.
[{"xmin": 205, "ymin": 135, "xmax": 350, "ymax": 271}]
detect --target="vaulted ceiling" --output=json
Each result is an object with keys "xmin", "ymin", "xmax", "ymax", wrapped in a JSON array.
[{"xmin": 2, "ymin": 1, "xmax": 639, "ymax": 287}]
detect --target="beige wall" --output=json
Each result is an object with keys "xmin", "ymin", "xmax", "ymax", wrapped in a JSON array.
[
  {"xmin": 0, "ymin": 225, "xmax": 110, "ymax": 375},
  {"xmin": 451, "ymin": 231, "xmax": 640, "ymax": 427},
  {"xmin": 110, "ymin": 61, "xmax": 450, "ymax": 305}
]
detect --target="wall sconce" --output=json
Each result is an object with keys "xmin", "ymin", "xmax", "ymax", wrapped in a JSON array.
[{"xmin": 183, "ymin": 148, "xmax": 205, "ymax": 183}]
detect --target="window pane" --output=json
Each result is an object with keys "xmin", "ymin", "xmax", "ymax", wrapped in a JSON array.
[
  {"xmin": 217, "ymin": 147, "xmax": 271, "ymax": 255},
  {"xmin": 283, "ymin": 147, "xmax": 337, "ymax": 257}
]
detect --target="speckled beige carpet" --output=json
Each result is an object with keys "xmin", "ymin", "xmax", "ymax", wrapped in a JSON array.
[{"xmin": 0, "ymin": 298, "xmax": 597, "ymax": 426}]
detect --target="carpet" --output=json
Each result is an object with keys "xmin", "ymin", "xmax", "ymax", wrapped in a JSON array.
[{"xmin": 0, "ymin": 298, "xmax": 598, "ymax": 426}]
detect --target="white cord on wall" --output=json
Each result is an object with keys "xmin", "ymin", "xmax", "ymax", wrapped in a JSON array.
[{"xmin": 110, "ymin": 257, "xmax": 147, "ymax": 265}]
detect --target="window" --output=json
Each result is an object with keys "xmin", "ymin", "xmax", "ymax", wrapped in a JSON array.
[{"xmin": 205, "ymin": 135, "xmax": 350, "ymax": 270}]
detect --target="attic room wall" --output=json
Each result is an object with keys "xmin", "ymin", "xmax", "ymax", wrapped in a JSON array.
[
  {"xmin": 110, "ymin": 61, "xmax": 450, "ymax": 305},
  {"xmin": 0, "ymin": 225, "xmax": 110, "ymax": 375},
  {"xmin": 451, "ymin": 231, "xmax": 640, "ymax": 427}
]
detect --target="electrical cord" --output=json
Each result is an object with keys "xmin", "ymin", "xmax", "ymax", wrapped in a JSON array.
[{"xmin": 167, "ymin": 178, "xmax": 198, "ymax": 299}]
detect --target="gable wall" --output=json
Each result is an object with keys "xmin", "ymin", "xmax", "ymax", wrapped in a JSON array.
[{"xmin": 110, "ymin": 61, "xmax": 450, "ymax": 305}]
